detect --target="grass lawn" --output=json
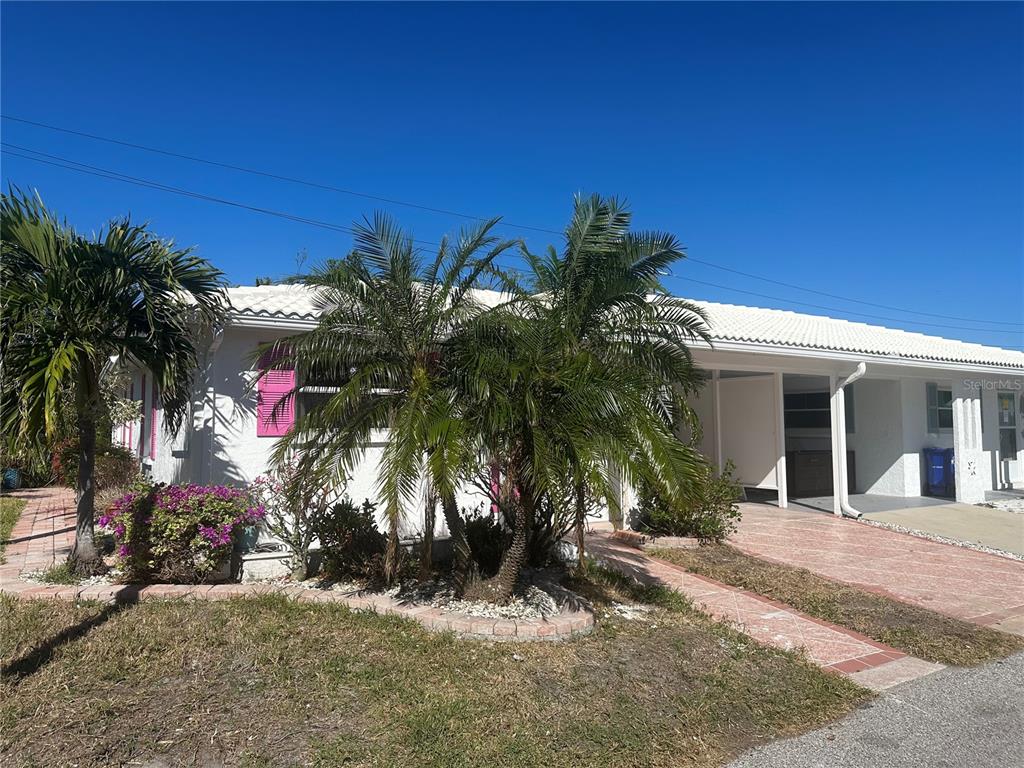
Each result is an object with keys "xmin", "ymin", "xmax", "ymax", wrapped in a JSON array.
[
  {"xmin": 0, "ymin": 570, "xmax": 869, "ymax": 768},
  {"xmin": 0, "ymin": 497, "xmax": 26, "ymax": 563},
  {"xmin": 649, "ymin": 544, "xmax": 1024, "ymax": 667}
]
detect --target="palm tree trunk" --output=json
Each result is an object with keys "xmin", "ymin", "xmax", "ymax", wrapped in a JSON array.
[
  {"xmin": 442, "ymin": 492, "xmax": 478, "ymax": 596},
  {"xmin": 464, "ymin": 483, "xmax": 534, "ymax": 603},
  {"xmin": 383, "ymin": 501, "xmax": 401, "ymax": 586},
  {"xmin": 575, "ymin": 480, "xmax": 587, "ymax": 571},
  {"xmin": 69, "ymin": 366, "xmax": 104, "ymax": 576},
  {"xmin": 419, "ymin": 481, "xmax": 436, "ymax": 581}
]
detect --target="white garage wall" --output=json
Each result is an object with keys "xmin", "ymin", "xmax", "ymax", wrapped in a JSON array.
[
  {"xmin": 718, "ymin": 375, "xmax": 778, "ymax": 489},
  {"xmin": 845, "ymin": 379, "xmax": 905, "ymax": 495}
]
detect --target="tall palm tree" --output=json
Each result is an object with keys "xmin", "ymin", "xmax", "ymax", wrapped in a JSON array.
[
  {"xmin": 266, "ymin": 214, "xmax": 517, "ymax": 586},
  {"xmin": 460, "ymin": 194, "xmax": 711, "ymax": 601},
  {"xmin": 0, "ymin": 189, "xmax": 226, "ymax": 574}
]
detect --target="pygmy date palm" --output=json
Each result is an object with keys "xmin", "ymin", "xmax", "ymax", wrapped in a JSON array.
[
  {"xmin": 266, "ymin": 213, "xmax": 517, "ymax": 587},
  {"xmin": 460, "ymin": 194, "xmax": 711, "ymax": 601}
]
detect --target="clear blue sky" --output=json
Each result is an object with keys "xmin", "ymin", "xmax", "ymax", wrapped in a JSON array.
[{"xmin": 2, "ymin": 2, "xmax": 1022, "ymax": 349}]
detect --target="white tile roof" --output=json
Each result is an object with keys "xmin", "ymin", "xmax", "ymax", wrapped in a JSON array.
[
  {"xmin": 226, "ymin": 286, "xmax": 1024, "ymax": 371},
  {"xmin": 227, "ymin": 285, "xmax": 320, "ymax": 322},
  {"xmin": 694, "ymin": 300, "xmax": 1024, "ymax": 370}
]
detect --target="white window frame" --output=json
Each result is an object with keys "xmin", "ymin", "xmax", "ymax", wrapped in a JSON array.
[{"xmin": 926, "ymin": 383, "xmax": 953, "ymax": 434}]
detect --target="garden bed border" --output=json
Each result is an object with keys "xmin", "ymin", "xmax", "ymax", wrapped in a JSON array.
[{"xmin": 0, "ymin": 487, "xmax": 593, "ymax": 642}]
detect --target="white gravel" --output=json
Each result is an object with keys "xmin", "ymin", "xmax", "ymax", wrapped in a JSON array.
[
  {"xmin": 388, "ymin": 580, "xmax": 561, "ymax": 619},
  {"xmin": 980, "ymin": 498, "xmax": 1024, "ymax": 514},
  {"xmin": 20, "ymin": 570, "xmax": 114, "ymax": 586},
  {"xmin": 859, "ymin": 518, "xmax": 1023, "ymax": 562}
]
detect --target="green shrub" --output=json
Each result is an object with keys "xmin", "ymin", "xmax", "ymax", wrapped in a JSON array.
[
  {"xmin": 52, "ymin": 439, "xmax": 139, "ymax": 490},
  {"xmin": 464, "ymin": 510, "xmax": 509, "ymax": 577},
  {"xmin": 315, "ymin": 498, "xmax": 386, "ymax": 581},
  {"xmin": 633, "ymin": 460, "xmax": 742, "ymax": 543}
]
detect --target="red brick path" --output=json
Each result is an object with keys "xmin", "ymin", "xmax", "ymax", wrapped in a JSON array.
[
  {"xmin": 586, "ymin": 533, "xmax": 910, "ymax": 678},
  {"xmin": 731, "ymin": 504, "xmax": 1024, "ymax": 636}
]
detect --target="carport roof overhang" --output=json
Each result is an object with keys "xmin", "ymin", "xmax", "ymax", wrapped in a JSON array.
[{"xmin": 691, "ymin": 340, "xmax": 1024, "ymax": 378}]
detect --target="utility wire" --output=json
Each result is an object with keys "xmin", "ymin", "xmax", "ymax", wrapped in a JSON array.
[
  {"xmin": 1, "ymin": 114, "xmax": 560, "ymax": 235},
  {"xmin": 2, "ymin": 143, "xmax": 435, "ymax": 246},
  {"xmin": 684, "ymin": 257, "xmax": 1024, "ymax": 328},
  {"xmin": 5, "ymin": 113, "xmax": 1020, "ymax": 330},
  {"xmin": 3, "ymin": 141, "xmax": 1020, "ymax": 342},
  {"xmin": 675, "ymin": 276, "xmax": 1024, "ymax": 339}
]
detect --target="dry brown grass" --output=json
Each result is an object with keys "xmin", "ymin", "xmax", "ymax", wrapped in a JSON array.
[
  {"xmin": 649, "ymin": 544, "xmax": 1024, "ymax": 666},
  {"xmin": 0, "ymin": 570, "xmax": 869, "ymax": 768}
]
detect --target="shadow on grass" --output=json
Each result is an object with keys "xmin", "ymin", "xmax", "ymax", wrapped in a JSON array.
[{"xmin": 2, "ymin": 586, "xmax": 144, "ymax": 683}]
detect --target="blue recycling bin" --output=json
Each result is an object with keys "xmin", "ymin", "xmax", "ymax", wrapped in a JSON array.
[{"xmin": 922, "ymin": 447, "xmax": 955, "ymax": 498}]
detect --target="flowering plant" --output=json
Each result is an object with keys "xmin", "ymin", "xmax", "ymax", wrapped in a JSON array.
[
  {"xmin": 249, "ymin": 460, "xmax": 336, "ymax": 580},
  {"xmin": 100, "ymin": 484, "xmax": 265, "ymax": 583}
]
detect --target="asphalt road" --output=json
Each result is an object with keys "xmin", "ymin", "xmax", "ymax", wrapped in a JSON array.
[{"xmin": 730, "ymin": 652, "xmax": 1024, "ymax": 768}]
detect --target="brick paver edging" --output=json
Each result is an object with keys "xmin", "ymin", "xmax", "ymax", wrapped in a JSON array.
[{"xmin": 0, "ymin": 488, "xmax": 593, "ymax": 643}]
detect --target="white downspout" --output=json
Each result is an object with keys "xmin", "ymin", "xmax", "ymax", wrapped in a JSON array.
[{"xmin": 832, "ymin": 362, "xmax": 866, "ymax": 518}]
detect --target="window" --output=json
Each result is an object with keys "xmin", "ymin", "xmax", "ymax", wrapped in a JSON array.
[
  {"xmin": 998, "ymin": 392, "xmax": 1018, "ymax": 458},
  {"xmin": 926, "ymin": 383, "xmax": 953, "ymax": 432},
  {"xmin": 782, "ymin": 389, "xmax": 854, "ymax": 432}
]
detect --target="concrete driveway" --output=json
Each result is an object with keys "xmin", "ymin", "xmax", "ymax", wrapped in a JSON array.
[
  {"xmin": 729, "ymin": 652, "xmax": 1024, "ymax": 768},
  {"xmin": 864, "ymin": 503, "xmax": 1024, "ymax": 556}
]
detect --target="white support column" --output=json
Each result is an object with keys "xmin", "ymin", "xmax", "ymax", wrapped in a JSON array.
[
  {"xmin": 712, "ymin": 370, "xmax": 723, "ymax": 473},
  {"xmin": 829, "ymin": 375, "xmax": 848, "ymax": 516},
  {"xmin": 952, "ymin": 378, "xmax": 985, "ymax": 503},
  {"xmin": 774, "ymin": 371, "xmax": 788, "ymax": 509}
]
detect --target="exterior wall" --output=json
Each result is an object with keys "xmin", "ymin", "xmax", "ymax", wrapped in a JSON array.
[
  {"xmin": 846, "ymin": 379, "xmax": 905, "ymax": 495},
  {"xmin": 133, "ymin": 319, "xmax": 1024, "ymax": 531},
  {"xmin": 896, "ymin": 377, "xmax": 952, "ymax": 496},
  {"xmin": 718, "ymin": 375, "xmax": 779, "ymax": 489},
  {"xmin": 148, "ymin": 325, "xmax": 522, "ymax": 538},
  {"xmin": 686, "ymin": 382, "xmax": 717, "ymax": 465}
]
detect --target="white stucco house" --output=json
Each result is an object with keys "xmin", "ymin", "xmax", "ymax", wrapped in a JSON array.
[{"xmin": 117, "ymin": 285, "xmax": 1024, "ymax": 534}]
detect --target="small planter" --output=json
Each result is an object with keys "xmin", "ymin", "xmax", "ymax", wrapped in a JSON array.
[
  {"xmin": 1, "ymin": 468, "xmax": 22, "ymax": 491},
  {"xmin": 206, "ymin": 558, "xmax": 233, "ymax": 584},
  {"xmin": 234, "ymin": 524, "xmax": 262, "ymax": 553}
]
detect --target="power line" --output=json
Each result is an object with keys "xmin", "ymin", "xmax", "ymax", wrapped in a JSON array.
[
  {"xmin": 676, "ymin": 276, "xmax": 1024, "ymax": 340},
  {"xmin": 1, "ymin": 114, "xmax": 561, "ymax": 235},
  {"xmin": 2, "ymin": 143, "xmax": 431, "ymax": 246},
  {"xmin": 684, "ymin": 257, "xmax": 1024, "ymax": 328},
  {"xmin": 3, "ymin": 140, "xmax": 1020, "ymax": 342},
  {"xmin": 5, "ymin": 113, "xmax": 1020, "ymax": 331}
]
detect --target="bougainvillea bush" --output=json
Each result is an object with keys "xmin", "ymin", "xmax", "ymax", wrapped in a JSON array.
[{"xmin": 99, "ymin": 484, "xmax": 265, "ymax": 583}]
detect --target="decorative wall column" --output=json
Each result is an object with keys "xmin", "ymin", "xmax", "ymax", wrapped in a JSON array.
[
  {"xmin": 952, "ymin": 378, "xmax": 986, "ymax": 503},
  {"xmin": 773, "ymin": 371, "xmax": 788, "ymax": 509}
]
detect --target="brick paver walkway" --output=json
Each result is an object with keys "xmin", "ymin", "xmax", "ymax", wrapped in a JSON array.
[
  {"xmin": 585, "ymin": 533, "xmax": 936, "ymax": 688},
  {"xmin": 731, "ymin": 504, "xmax": 1024, "ymax": 636},
  {"xmin": 0, "ymin": 488, "xmax": 592, "ymax": 642}
]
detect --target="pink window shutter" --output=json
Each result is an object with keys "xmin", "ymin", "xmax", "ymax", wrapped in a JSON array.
[
  {"xmin": 150, "ymin": 378, "xmax": 158, "ymax": 459},
  {"xmin": 257, "ymin": 366, "xmax": 296, "ymax": 437}
]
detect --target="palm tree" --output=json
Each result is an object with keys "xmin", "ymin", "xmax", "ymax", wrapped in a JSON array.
[
  {"xmin": 459, "ymin": 194, "xmax": 710, "ymax": 601},
  {"xmin": 0, "ymin": 189, "xmax": 226, "ymax": 574},
  {"xmin": 266, "ymin": 214, "xmax": 517, "ymax": 586}
]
